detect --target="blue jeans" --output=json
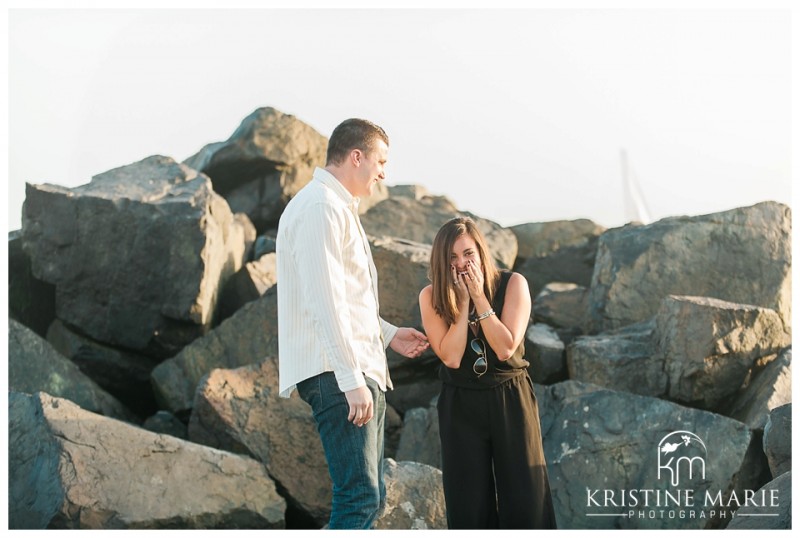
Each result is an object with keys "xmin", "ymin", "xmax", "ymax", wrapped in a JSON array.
[{"xmin": 297, "ymin": 372, "xmax": 386, "ymax": 529}]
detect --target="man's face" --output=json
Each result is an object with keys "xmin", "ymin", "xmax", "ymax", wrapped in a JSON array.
[{"xmin": 354, "ymin": 140, "xmax": 388, "ymax": 198}]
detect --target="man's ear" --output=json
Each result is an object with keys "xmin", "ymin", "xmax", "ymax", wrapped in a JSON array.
[{"xmin": 350, "ymin": 149, "xmax": 363, "ymax": 167}]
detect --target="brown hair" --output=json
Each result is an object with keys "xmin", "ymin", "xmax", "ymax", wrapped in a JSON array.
[
  {"xmin": 429, "ymin": 216, "xmax": 500, "ymax": 326},
  {"xmin": 326, "ymin": 118, "xmax": 389, "ymax": 166}
]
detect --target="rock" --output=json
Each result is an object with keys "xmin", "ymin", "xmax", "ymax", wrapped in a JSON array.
[
  {"xmin": 533, "ymin": 282, "xmax": 589, "ymax": 338},
  {"xmin": 216, "ymin": 252, "xmax": 278, "ymax": 322},
  {"xmin": 395, "ymin": 398, "xmax": 441, "ymax": 468},
  {"xmin": 21, "ymin": 155, "xmax": 253, "ymax": 357},
  {"xmin": 46, "ymin": 319, "xmax": 160, "ymax": 418},
  {"xmin": 511, "ymin": 219, "xmax": 605, "ymax": 296},
  {"xmin": 8, "ymin": 230, "xmax": 55, "ymax": 337},
  {"xmin": 373, "ymin": 459, "xmax": 446, "ymax": 530},
  {"xmin": 384, "ymin": 404, "xmax": 404, "ymax": 460},
  {"xmin": 360, "ymin": 192, "xmax": 454, "ymax": 243},
  {"xmin": 182, "ymin": 108, "xmax": 327, "ymax": 218},
  {"xmin": 187, "ymin": 359, "xmax": 331, "ymax": 526},
  {"xmin": 252, "ymin": 231, "xmax": 277, "ymax": 259},
  {"xmin": 727, "ymin": 471, "xmax": 791, "ymax": 529},
  {"xmin": 183, "ymin": 107, "xmax": 333, "ymax": 231},
  {"xmin": 8, "ymin": 319, "xmax": 134, "ymax": 422},
  {"xmin": 730, "ymin": 348, "xmax": 791, "ymax": 430},
  {"xmin": 8, "ymin": 392, "xmax": 286, "ymax": 529},
  {"xmin": 512, "ymin": 219, "xmax": 606, "ymax": 261},
  {"xmin": 142, "ymin": 411, "xmax": 188, "ymax": 440},
  {"xmin": 538, "ymin": 380, "xmax": 762, "ymax": 529},
  {"xmin": 360, "ymin": 194, "xmax": 517, "ymax": 269},
  {"xmin": 763, "ymin": 403, "xmax": 791, "ymax": 478},
  {"xmin": 385, "ymin": 357, "xmax": 442, "ymax": 415},
  {"xmin": 387, "ymin": 184, "xmax": 430, "ymax": 200},
  {"xmin": 370, "ymin": 237, "xmax": 431, "ymax": 367},
  {"xmin": 525, "ymin": 323, "xmax": 567, "ymax": 384},
  {"xmin": 153, "ymin": 242, "xmax": 436, "ymax": 418},
  {"xmin": 567, "ymin": 296, "xmax": 791, "ymax": 410},
  {"xmin": 566, "ymin": 320, "xmax": 664, "ymax": 397},
  {"xmin": 370, "ymin": 236, "xmax": 445, "ymax": 409},
  {"xmin": 151, "ymin": 287, "xmax": 278, "ymax": 416},
  {"xmin": 360, "ymin": 181, "xmax": 390, "ymax": 214},
  {"xmin": 586, "ymin": 202, "xmax": 791, "ymax": 333},
  {"xmin": 657, "ymin": 296, "xmax": 791, "ymax": 409}
]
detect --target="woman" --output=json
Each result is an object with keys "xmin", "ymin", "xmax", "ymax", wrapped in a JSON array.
[{"xmin": 418, "ymin": 217, "xmax": 557, "ymax": 529}]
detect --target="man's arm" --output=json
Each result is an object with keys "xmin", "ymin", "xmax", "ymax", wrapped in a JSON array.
[{"xmin": 389, "ymin": 327, "xmax": 430, "ymax": 358}]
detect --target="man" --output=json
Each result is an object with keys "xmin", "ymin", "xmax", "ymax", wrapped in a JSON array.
[{"xmin": 277, "ymin": 118, "xmax": 430, "ymax": 529}]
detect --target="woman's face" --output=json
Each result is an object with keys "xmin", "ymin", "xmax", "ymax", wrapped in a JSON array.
[{"xmin": 450, "ymin": 233, "xmax": 482, "ymax": 276}]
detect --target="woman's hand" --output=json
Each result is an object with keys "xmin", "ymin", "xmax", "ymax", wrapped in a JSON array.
[
  {"xmin": 464, "ymin": 259, "xmax": 485, "ymax": 301},
  {"xmin": 451, "ymin": 263, "xmax": 471, "ymax": 307}
]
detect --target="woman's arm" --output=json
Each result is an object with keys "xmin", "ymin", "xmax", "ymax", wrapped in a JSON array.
[
  {"xmin": 419, "ymin": 285, "xmax": 469, "ymax": 368},
  {"xmin": 477, "ymin": 273, "xmax": 531, "ymax": 361}
]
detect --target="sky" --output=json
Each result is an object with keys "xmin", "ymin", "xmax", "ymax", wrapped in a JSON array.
[{"xmin": 6, "ymin": 3, "xmax": 793, "ymax": 233}]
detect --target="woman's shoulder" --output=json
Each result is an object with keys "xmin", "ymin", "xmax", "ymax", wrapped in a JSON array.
[
  {"xmin": 419, "ymin": 284, "xmax": 433, "ymax": 300},
  {"xmin": 498, "ymin": 269, "xmax": 526, "ymax": 283},
  {"xmin": 500, "ymin": 271, "xmax": 529, "ymax": 292}
]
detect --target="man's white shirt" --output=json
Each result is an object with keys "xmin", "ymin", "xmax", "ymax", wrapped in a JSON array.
[{"xmin": 276, "ymin": 167, "xmax": 398, "ymax": 398}]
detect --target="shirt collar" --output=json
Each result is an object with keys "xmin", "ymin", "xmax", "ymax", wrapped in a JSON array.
[{"xmin": 313, "ymin": 167, "xmax": 361, "ymax": 211}]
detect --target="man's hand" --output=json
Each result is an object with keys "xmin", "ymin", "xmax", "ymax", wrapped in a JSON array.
[
  {"xmin": 344, "ymin": 385, "xmax": 373, "ymax": 427},
  {"xmin": 390, "ymin": 327, "xmax": 430, "ymax": 358}
]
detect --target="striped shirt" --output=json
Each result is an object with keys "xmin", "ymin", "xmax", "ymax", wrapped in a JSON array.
[{"xmin": 276, "ymin": 167, "xmax": 398, "ymax": 398}]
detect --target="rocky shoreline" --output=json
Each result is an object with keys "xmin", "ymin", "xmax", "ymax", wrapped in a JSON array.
[{"xmin": 8, "ymin": 107, "xmax": 791, "ymax": 529}]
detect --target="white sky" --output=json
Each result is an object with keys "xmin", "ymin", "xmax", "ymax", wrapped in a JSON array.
[{"xmin": 6, "ymin": 3, "xmax": 793, "ymax": 231}]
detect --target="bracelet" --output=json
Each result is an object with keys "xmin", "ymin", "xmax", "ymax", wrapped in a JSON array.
[{"xmin": 469, "ymin": 308, "xmax": 495, "ymax": 327}]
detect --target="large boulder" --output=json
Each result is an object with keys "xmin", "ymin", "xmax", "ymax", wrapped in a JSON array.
[
  {"xmin": 369, "ymin": 235, "xmax": 444, "ymax": 411},
  {"xmin": 183, "ymin": 107, "xmax": 326, "ymax": 229},
  {"xmin": 656, "ymin": 296, "xmax": 791, "ymax": 409},
  {"xmin": 762, "ymin": 403, "xmax": 791, "ymax": 478},
  {"xmin": 188, "ymin": 358, "xmax": 331, "ymax": 526},
  {"xmin": 730, "ymin": 347, "xmax": 791, "ymax": 431},
  {"xmin": 370, "ymin": 236, "xmax": 431, "ymax": 357},
  {"xmin": 387, "ymin": 184, "xmax": 430, "ymax": 200},
  {"xmin": 537, "ymin": 381, "xmax": 764, "ymax": 529},
  {"xmin": 8, "ymin": 319, "xmax": 134, "ymax": 422},
  {"xmin": 727, "ymin": 471, "xmax": 791, "ymax": 530},
  {"xmin": 373, "ymin": 459, "xmax": 446, "ymax": 529},
  {"xmin": 510, "ymin": 219, "xmax": 605, "ymax": 296},
  {"xmin": 385, "ymin": 357, "xmax": 442, "ymax": 415},
  {"xmin": 384, "ymin": 404, "xmax": 404, "ymax": 460},
  {"xmin": 183, "ymin": 107, "xmax": 389, "ymax": 231},
  {"xmin": 46, "ymin": 319, "xmax": 160, "ymax": 418},
  {"xmin": 21, "ymin": 155, "xmax": 254, "ymax": 357},
  {"xmin": 567, "ymin": 320, "xmax": 663, "ymax": 397},
  {"xmin": 567, "ymin": 296, "xmax": 791, "ymax": 410},
  {"xmin": 8, "ymin": 392, "xmax": 285, "ymax": 529},
  {"xmin": 586, "ymin": 202, "xmax": 791, "ymax": 334},
  {"xmin": 8, "ymin": 230, "xmax": 55, "ymax": 337},
  {"xmin": 532, "ymin": 282, "xmax": 589, "ymax": 343},
  {"xmin": 216, "ymin": 252, "xmax": 277, "ymax": 322},
  {"xmin": 142, "ymin": 410, "xmax": 188, "ymax": 440},
  {"xmin": 151, "ymin": 286, "xmax": 279, "ymax": 416},
  {"xmin": 525, "ymin": 323, "xmax": 567, "ymax": 384},
  {"xmin": 395, "ymin": 398, "xmax": 440, "ymax": 469},
  {"xmin": 360, "ymin": 192, "xmax": 517, "ymax": 269}
]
